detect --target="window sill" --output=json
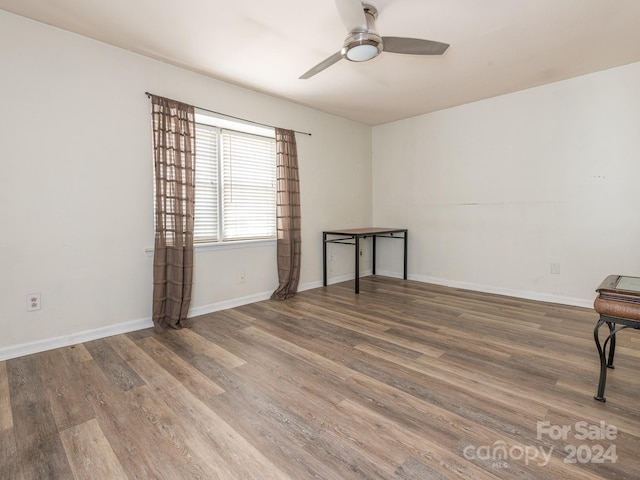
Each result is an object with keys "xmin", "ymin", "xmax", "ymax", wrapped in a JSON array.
[{"xmin": 145, "ymin": 238, "xmax": 276, "ymax": 257}]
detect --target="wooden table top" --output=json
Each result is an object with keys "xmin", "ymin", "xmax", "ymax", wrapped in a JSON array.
[
  {"xmin": 323, "ymin": 228, "xmax": 406, "ymax": 236},
  {"xmin": 597, "ymin": 275, "xmax": 640, "ymax": 296}
]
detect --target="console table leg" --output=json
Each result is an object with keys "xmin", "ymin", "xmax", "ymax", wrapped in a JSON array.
[
  {"xmin": 355, "ymin": 235, "xmax": 360, "ymax": 294},
  {"xmin": 323, "ymin": 233, "xmax": 328, "ymax": 287},
  {"xmin": 606, "ymin": 321, "xmax": 616, "ymax": 368},
  {"xmin": 403, "ymin": 231, "xmax": 408, "ymax": 280},
  {"xmin": 372, "ymin": 235, "xmax": 376, "ymax": 275},
  {"xmin": 594, "ymin": 318, "xmax": 608, "ymax": 402}
]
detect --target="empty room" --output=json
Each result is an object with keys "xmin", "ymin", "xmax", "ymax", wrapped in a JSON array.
[{"xmin": 1, "ymin": 1, "xmax": 640, "ymax": 479}]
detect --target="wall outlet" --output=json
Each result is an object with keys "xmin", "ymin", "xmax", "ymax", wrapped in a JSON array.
[
  {"xmin": 239, "ymin": 271, "xmax": 246, "ymax": 283},
  {"xmin": 550, "ymin": 263, "xmax": 561, "ymax": 275},
  {"xmin": 27, "ymin": 293, "xmax": 41, "ymax": 311}
]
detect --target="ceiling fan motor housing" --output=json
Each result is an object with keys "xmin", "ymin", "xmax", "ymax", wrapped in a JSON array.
[{"xmin": 341, "ymin": 5, "xmax": 383, "ymax": 62}]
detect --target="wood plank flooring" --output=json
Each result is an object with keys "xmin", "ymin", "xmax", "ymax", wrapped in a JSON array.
[{"xmin": 2, "ymin": 276, "xmax": 640, "ymax": 479}]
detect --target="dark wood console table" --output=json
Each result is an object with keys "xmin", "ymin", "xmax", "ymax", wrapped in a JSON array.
[
  {"xmin": 322, "ymin": 228, "xmax": 407, "ymax": 294},
  {"xmin": 593, "ymin": 274, "xmax": 640, "ymax": 402}
]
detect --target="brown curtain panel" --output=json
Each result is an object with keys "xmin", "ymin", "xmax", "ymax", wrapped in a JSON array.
[
  {"xmin": 151, "ymin": 95, "xmax": 196, "ymax": 331},
  {"xmin": 271, "ymin": 128, "xmax": 301, "ymax": 300}
]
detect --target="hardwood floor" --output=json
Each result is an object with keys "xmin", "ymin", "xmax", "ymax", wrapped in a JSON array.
[{"xmin": 2, "ymin": 276, "xmax": 640, "ymax": 479}]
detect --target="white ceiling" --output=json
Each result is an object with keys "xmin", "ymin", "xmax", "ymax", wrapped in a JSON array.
[{"xmin": 2, "ymin": 0, "xmax": 640, "ymax": 125}]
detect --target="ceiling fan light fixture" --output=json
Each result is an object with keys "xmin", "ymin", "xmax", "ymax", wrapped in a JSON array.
[
  {"xmin": 341, "ymin": 32, "xmax": 383, "ymax": 62},
  {"xmin": 344, "ymin": 43, "xmax": 379, "ymax": 62}
]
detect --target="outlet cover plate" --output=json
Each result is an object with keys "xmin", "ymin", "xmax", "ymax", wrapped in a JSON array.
[{"xmin": 27, "ymin": 293, "xmax": 41, "ymax": 311}]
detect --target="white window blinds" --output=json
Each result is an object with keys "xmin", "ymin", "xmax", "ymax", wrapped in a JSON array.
[
  {"xmin": 221, "ymin": 130, "xmax": 276, "ymax": 240},
  {"xmin": 193, "ymin": 121, "xmax": 276, "ymax": 243},
  {"xmin": 194, "ymin": 123, "xmax": 219, "ymax": 242}
]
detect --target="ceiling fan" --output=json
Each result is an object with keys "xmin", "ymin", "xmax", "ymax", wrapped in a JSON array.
[{"xmin": 300, "ymin": 0, "xmax": 449, "ymax": 79}]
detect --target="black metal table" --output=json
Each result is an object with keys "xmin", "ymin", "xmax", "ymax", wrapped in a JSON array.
[
  {"xmin": 322, "ymin": 228, "xmax": 408, "ymax": 294},
  {"xmin": 593, "ymin": 275, "xmax": 640, "ymax": 402}
]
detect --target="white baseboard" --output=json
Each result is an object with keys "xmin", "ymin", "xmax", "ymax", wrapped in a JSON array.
[
  {"xmin": 299, "ymin": 270, "xmax": 373, "ymax": 292},
  {"xmin": 0, "ymin": 272, "xmax": 593, "ymax": 361},
  {"xmin": 0, "ymin": 291, "xmax": 277, "ymax": 362},
  {"xmin": 0, "ymin": 317, "xmax": 154, "ymax": 362},
  {"xmin": 376, "ymin": 269, "xmax": 594, "ymax": 309},
  {"xmin": 187, "ymin": 290, "xmax": 274, "ymax": 317}
]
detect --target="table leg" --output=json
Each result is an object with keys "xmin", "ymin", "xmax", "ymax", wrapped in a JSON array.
[
  {"xmin": 594, "ymin": 317, "xmax": 608, "ymax": 402},
  {"xmin": 403, "ymin": 230, "xmax": 408, "ymax": 280},
  {"xmin": 355, "ymin": 235, "xmax": 360, "ymax": 294},
  {"xmin": 607, "ymin": 321, "xmax": 616, "ymax": 367},
  {"xmin": 594, "ymin": 319, "xmax": 620, "ymax": 401},
  {"xmin": 323, "ymin": 232, "xmax": 327, "ymax": 287},
  {"xmin": 372, "ymin": 235, "xmax": 376, "ymax": 275}
]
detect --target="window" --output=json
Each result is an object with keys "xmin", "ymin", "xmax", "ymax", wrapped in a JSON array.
[{"xmin": 193, "ymin": 112, "xmax": 276, "ymax": 243}]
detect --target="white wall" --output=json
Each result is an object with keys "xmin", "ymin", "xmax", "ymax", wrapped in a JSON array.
[
  {"xmin": 5, "ymin": 9, "xmax": 636, "ymax": 359},
  {"xmin": 0, "ymin": 11, "xmax": 372, "ymax": 357},
  {"xmin": 373, "ymin": 61, "xmax": 640, "ymax": 305}
]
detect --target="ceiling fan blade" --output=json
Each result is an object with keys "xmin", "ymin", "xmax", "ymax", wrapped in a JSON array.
[
  {"xmin": 299, "ymin": 51, "xmax": 344, "ymax": 79},
  {"xmin": 335, "ymin": 0, "xmax": 368, "ymax": 32},
  {"xmin": 382, "ymin": 36, "xmax": 450, "ymax": 55}
]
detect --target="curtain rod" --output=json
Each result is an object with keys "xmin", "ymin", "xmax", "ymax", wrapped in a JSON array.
[{"xmin": 145, "ymin": 92, "xmax": 311, "ymax": 136}]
